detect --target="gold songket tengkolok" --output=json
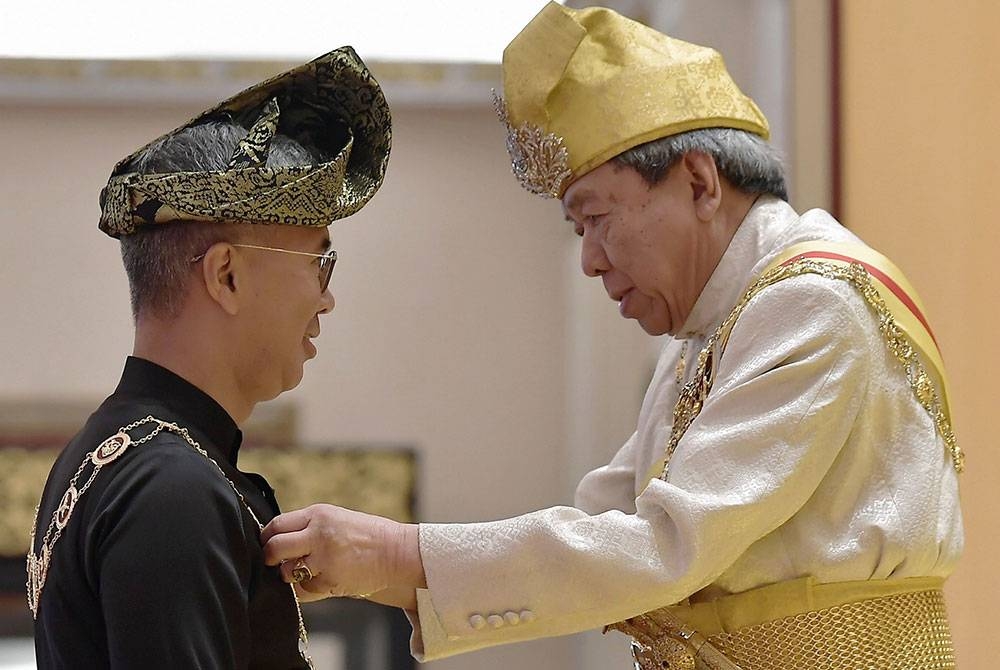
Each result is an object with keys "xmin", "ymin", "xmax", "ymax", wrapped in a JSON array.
[{"xmin": 494, "ymin": 2, "xmax": 769, "ymax": 198}]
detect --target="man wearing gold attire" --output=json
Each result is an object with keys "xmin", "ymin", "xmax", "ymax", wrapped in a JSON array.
[{"xmin": 263, "ymin": 5, "xmax": 964, "ymax": 668}]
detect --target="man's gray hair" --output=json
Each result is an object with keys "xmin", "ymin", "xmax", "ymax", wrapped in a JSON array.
[
  {"xmin": 119, "ymin": 120, "xmax": 314, "ymax": 319},
  {"xmin": 613, "ymin": 127, "xmax": 787, "ymax": 201}
]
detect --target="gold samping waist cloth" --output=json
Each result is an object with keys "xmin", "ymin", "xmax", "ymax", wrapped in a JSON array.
[{"xmin": 606, "ymin": 576, "xmax": 956, "ymax": 670}]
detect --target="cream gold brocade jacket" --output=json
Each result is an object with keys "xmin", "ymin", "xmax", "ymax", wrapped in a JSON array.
[{"xmin": 408, "ymin": 196, "xmax": 964, "ymax": 661}]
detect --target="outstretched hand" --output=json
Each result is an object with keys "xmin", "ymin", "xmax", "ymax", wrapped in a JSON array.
[{"xmin": 261, "ymin": 504, "xmax": 425, "ymax": 610}]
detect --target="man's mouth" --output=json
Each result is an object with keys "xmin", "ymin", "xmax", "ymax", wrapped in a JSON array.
[
  {"xmin": 615, "ymin": 288, "xmax": 635, "ymax": 317},
  {"xmin": 304, "ymin": 328, "xmax": 320, "ymax": 357}
]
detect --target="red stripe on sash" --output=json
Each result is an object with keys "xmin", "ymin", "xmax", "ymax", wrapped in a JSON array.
[{"xmin": 782, "ymin": 251, "xmax": 939, "ymax": 348}]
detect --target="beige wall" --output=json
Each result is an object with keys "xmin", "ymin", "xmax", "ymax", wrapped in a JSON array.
[{"xmin": 841, "ymin": 2, "xmax": 1000, "ymax": 666}]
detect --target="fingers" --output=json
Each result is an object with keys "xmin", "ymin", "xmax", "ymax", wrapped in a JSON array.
[
  {"xmin": 260, "ymin": 503, "xmax": 401, "ymax": 599},
  {"xmin": 260, "ymin": 507, "xmax": 314, "ymax": 545},
  {"xmin": 262, "ymin": 505, "xmax": 330, "ymax": 566},
  {"xmin": 263, "ymin": 529, "xmax": 314, "ymax": 567}
]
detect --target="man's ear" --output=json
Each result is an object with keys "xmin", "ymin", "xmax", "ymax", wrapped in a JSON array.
[
  {"xmin": 200, "ymin": 243, "xmax": 242, "ymax": 316},
  {"xmin": 683, "ymin": 151, "xmax": 722, "ymax": 222}
]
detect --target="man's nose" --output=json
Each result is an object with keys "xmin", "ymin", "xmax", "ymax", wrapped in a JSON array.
[
  {"xmin": 580, "ymin": 230, "xmax": 610, "ymax": 277},
  {"xmin": 319, "ymin": 287, "xmax": 335, "ymax": 314}
]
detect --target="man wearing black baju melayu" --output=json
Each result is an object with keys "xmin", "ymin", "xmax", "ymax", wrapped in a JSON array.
[
  {"xmin": 33, "ymin": 357, "xmax": 306, "ymax": 667},
  {"xmin": 28, "ymin": 47, "xmax": 391, "ymax": 668}
]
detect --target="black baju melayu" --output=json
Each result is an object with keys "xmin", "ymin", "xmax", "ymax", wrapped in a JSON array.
[{"xmin": 31, "ymin": 356, "xmax": 308, "ymax": 669}]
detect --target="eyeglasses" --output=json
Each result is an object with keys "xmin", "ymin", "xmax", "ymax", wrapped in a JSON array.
[{"xmin": 191, "ymin": 243, "xmax": 337, "ymax": 292}]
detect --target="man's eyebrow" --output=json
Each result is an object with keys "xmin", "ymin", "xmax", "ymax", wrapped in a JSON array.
[
  {"xmin": 316, "ymin": 237, "xmax": 332, "ymax": 252},
  {"xmin": 563, "ymin": 189, "xmax": 596, "ymax": 216}
]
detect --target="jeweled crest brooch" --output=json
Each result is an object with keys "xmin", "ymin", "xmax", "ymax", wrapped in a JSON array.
[{"xmin": 492, "ymin": 90, "xmax": 572, "ymax": 198}]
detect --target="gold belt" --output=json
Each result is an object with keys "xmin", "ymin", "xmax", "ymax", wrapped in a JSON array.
[{"xmin": 606, "ymin": 577, "xmax": 956, "ymax": 670}]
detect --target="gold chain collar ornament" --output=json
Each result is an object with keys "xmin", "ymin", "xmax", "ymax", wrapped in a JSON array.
[
  {"xmin": 27, "ymin": 416, "xmax": 314, "ymax": 668},
  {"xmin": 492, "ymin": 90, "xmax": 572, "ymax": 199}
]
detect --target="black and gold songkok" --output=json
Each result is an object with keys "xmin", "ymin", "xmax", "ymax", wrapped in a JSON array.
[{"xmin": 98, "ymin": 46, "xmax": 391, "ymax": 237}]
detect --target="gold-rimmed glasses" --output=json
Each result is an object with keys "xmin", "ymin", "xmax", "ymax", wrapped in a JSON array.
[{"xmin": 191, "ymin": 243, "xmax": 337, "ymax": 292}]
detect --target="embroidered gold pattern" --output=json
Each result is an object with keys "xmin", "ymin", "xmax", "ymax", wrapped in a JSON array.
[
  {"xmin": 611, "ymin": 588, "xmax": 955, "ymax": 670},
  {"xmin": 227, "ymin": 97, "xmax": 281, "ymax": 169},
  {"xmin": 609, "ymin": 607, "xmax": 740, "ymax": 669},
  {"xmin": 27, "ymin": 416, "xmax": 314, "ymax": 668},
  {"xmin": 658, "ymin": 258, "xmax": 963, "ymax": 482},
  {"xmin": 99, "ymin": 47, "xmax": 391, "ymax": 238},
  {"xmin": 492, "ymin": 90, "xmax": 572, "ymax": 198},
  {"xmin": 674, "ymin": 341, "xmax": 690, "ymax": 386}
]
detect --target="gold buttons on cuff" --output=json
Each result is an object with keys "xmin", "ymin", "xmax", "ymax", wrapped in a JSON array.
[
  {"xmin": 469, "ymin": 614, "xmax": 487, "ymax": 630},
  {"xmin": 487, "ymin": 614, "xmax": 505, "ymax": 628},
  {"xmin": 504, "ymin": 611, "xmax": 520, "ymax": 626},
  {"xmin": 519, "ymin": 609, "xmax": 535, "ymax": 623}
]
